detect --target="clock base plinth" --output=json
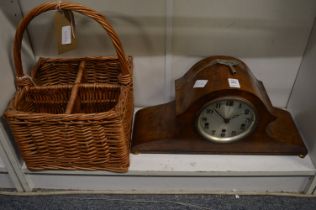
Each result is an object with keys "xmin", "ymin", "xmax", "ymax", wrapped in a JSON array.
[{"xmin": 131, "ymin": 101, "xmax": 307, "ymax": 156}]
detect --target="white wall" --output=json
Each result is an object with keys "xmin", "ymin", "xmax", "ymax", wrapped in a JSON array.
[
  {"xmin": 18, "ymin": 0, "xmax": 167, "ymax": 106},
  {"xmin": 0, "ymin": 2, "xmax": 21, "ymax": 114},
  {"xmin": 0, "ymin": 0, "xmax": 35, "ymax": 190},
  {"xmin": 18, "ymin": 0, "xmax": 316, "ymax": 108},
  {"xmin": 0, "ymin": 0, "xmax": 34, "ymax": 114},
  {"xmin": 288, "ymin": 20, "xmax": 316, "ymax": 167},
  {"xmin": 171, "ymin": 0, "xmax": 316, "ymax": 107}
]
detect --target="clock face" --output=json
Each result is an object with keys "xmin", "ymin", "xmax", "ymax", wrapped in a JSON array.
[{"xmin": 197, "ymin": 97, "xmax": 257, "ymax": 143}]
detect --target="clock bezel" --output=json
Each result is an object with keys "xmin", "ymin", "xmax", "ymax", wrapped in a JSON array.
[{"xmin": 196, "ymin": 96, "xmax": 258, "ymax": 143}]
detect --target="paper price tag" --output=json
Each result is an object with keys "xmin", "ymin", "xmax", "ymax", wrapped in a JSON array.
[
  {"xmin": 61, "ymin": 25, "xmax": 72, "ymax": 45},
  {"xmin": 55, "ymin": 11, "xmax": 77, "ymax": 54},
  {"xmin": 193, "ymin": 80, "xmax": 208, "ymax": 88},
  {"xmin": 228, "ymin": 78, "xmax": 240, "ymax": 88}
]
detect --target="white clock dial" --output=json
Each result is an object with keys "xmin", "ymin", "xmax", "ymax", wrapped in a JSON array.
[{"xmin": 197, "ymin": 97, "xmax": 257, "ymax": 143}]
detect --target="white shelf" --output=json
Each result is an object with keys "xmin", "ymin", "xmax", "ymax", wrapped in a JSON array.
[
  {"xmin": 22, "ymin": 154, "xmax": 315, "ymax": 193},
  {"xmin": 23, "ymin": 154, "xmax": 315, "ymax": 177}
]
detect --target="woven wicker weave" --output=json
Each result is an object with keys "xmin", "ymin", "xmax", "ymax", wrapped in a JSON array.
[{"xmin": 4, "ymin": 2, "xmax": 133, "ymax": 172}]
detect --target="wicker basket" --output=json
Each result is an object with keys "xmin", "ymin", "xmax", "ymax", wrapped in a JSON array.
[{"xmin": 4, "ymin": 2, "xmax": 133, "ymax": 172}]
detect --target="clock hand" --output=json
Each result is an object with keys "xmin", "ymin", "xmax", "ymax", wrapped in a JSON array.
[
  {"xmin": 214, "ymin": 109, "xmax": 224, "ymax": 120},
  {"xmin": 227, "ymin": 110, "xmax": 244, "ymax": 120},
  {"xmin": 229, "ymin": 114, "xmax": 240, "ymax": 120},
  {"xmin": 214, "ymin": 109, "xmax": 230, "ymax": 124}
]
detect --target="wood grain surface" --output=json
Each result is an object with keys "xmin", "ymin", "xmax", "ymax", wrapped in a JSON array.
[{"xmin": 132, "ymin": 56, "xmax": 307, "ymax": 156}]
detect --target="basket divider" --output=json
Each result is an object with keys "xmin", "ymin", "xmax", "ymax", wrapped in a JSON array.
[
  {"xmin": 74, "ymin": 61, "xmax": 86, "ymax": 84},
  {"xmin": 65, "ymin": 61, "xmax": 85, "ymax": 114}
]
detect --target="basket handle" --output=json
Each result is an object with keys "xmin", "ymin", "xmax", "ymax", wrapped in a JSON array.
[{"xmin": 14, "ymin": 1, "xmax": 131, "ymax": 87}]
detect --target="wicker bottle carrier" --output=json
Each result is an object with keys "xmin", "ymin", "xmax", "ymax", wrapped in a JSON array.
[{"xmin": 4, "ymin": 2, "xmax": 133, "ymax": 172}]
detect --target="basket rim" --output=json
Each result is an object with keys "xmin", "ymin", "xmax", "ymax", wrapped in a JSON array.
[
  {"xmin": 34, "ymin": 56, "xmax": 133, "ymax": 63},
  {"xmin": 31, "ymin": 56, "xmax": 133, "ymax": 78}
]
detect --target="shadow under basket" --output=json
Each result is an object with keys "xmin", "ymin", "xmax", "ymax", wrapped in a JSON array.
[{"xmin": 5, "ymin": 83, "xmax": 133, "ymax": 172}]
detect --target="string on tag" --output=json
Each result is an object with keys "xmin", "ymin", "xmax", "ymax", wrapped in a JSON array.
[
  {"xmin": 64, "ymin": 10, "xmax": 76, "ymax": 39},
  {"xmin": 54, "ymin": 7, "xmax": 78, "ymax": 54},
  {"xmin": 70, "ymin": 11, "xmax": 76, "ymax": 39},
  {"xmin": 56, "ymin": 0, "xmax": 62, "ymax": 11}
]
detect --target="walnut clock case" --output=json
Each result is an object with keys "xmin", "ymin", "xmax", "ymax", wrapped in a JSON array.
[{"xmin": 132, "ymin": 56, "xmax": 307, "ymax": 156}]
